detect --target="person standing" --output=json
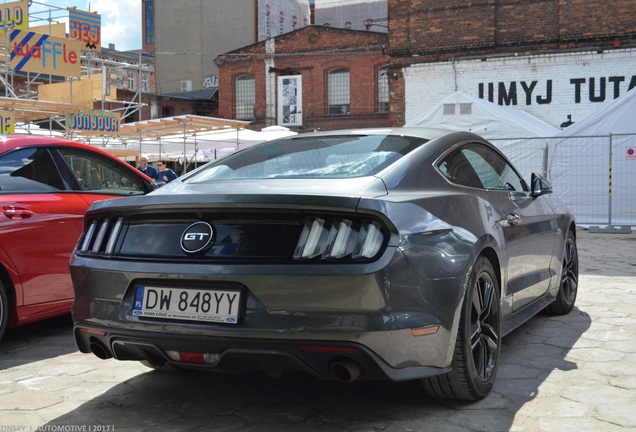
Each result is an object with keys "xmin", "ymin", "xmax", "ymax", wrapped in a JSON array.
[
  {"xmin": 137, "ymin": 156, "xmax": 157, "ymax": 178},
  {"xmin": 155, "ymin": 161, "xmax": 178, "ymax": 183}
]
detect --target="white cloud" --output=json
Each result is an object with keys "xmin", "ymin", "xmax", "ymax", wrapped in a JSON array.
[
  {"xmin": 88, "ymin": 0, "xmax": 141, "ymax": 51},
  {"xmin": 29, "ymin": 0, "xmax": 142, "ymax": 51}
]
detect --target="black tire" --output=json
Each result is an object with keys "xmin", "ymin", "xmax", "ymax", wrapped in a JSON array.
[
  {"xmin": 0, "ymin": 281, "xmax": 9, "ymax": 343},
  {"xmin": 544, "ymin": 230, "xmax": 578, "ymax": 315},
  {"xmin": 422, "ymin": 256, "xmax": 501, "ymax": 400}
]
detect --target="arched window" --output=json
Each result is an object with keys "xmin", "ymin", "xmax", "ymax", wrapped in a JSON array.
[
  {"xmin": 327, "ymin": 68, "xmax": 350, "ymax": 115},
  {"xmin": 235, "ymin": 74, "xmax": 255, "ymax": 120},
  {"xmin": 377, "ymin": 66, "xmax": 389, "ymax": 113}
]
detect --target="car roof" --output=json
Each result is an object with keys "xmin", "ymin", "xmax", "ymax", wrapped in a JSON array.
[
  {"xmin": 0, "ymin": 134, "xmax": 154, "ymax": 182},
  {"xmin": 290, "ymin": 127, "xmax": 454, "ymax": 141}
]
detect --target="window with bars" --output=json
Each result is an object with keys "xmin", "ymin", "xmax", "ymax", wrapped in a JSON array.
[
  {"xmin": 327, "ymin": 68, "xmax": 350, "ymax": 115},
  {"xmin": 378, "ymin": 66, "xmax": 389, "ymax": 113},
  {"xmin": 235, "ymin": 75, "xmax": 255, "ymax": 120}
]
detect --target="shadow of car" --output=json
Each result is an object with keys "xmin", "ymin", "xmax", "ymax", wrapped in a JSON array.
[{"xmin": 0, "ymin": 135, "xmax": 155, "ymax": 342}]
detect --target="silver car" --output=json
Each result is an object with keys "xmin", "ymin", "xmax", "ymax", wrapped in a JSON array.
[{"xmin": 71, "ymin": 128, "xmax": 578, "ymax": 401}]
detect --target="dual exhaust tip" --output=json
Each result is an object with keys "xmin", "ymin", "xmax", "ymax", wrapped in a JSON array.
[{"xmin": 89, "ymin": 339, "xmax": 365, "ymax": 383}]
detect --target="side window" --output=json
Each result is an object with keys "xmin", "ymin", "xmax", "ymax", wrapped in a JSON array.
[
  {"xmin": 0, "ymin": 148, "xmax": 66, "ymax": 192},
  {"xmin": 57, "ymin": 148, "xmax": 148, "ymax": 196},
  {"xmin": 438, "ymin": 147, "xmax": 483, "ymax": 189},
  {"xmin": 439, "ymin": 143, "xmax": 526, "ymax": 191}
]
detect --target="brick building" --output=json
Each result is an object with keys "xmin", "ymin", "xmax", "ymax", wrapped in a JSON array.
[
  {"xmin": 387, "ymin": 0, "xmax": 636, "ymax": 128},
  {"xmin": 215, "ymin": 0, "xmax": 636, "ymax": 132},
  {"xmin": 215, "ymin": 25, "xmax": 389, "ymax": 131}
]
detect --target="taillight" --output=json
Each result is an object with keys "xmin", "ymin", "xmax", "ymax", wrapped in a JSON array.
[
  {"xmin": 77, "ymin": 216, "xmax": 124, "ymax": 256},
  {"xmin": 293, "ymin": 217, "xmax": 385, "ymax": 261}
]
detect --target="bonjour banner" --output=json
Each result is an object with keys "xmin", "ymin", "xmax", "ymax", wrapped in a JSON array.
[{"xmin": 67, "ymin": 110, "xmax": 121, "ymax": 135}]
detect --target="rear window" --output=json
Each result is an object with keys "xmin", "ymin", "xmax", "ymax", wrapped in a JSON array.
[{"xmin": 188, "ymin": 134, "xmax": 428, "ymax": 181}]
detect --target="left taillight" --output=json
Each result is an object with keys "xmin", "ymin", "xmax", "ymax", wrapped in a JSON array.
[
  {"xmin": 77, "ymin": 216, "xmax": 124, "ymax": 256},
  {"xmin": 293, "ymin": 217, "xmax": 386, "ymax": 261}
]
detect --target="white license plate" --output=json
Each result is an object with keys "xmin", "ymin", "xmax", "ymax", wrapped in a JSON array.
[{"xmin": 132, "ymin": 286, "xmax": 241, "ymax": 324}]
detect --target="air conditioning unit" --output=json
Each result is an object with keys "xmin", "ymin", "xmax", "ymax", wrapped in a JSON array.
[{"xmin": 180, "ymin": 80, "xmax": 192, "ymax": 92}]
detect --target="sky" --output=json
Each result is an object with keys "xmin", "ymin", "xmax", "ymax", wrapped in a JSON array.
[{"xmin": 28, "ymin": 0, "xmax": 142, "ymax": 51}]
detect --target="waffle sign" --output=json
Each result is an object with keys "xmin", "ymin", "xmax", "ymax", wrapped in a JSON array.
[{"xmin": 10, "ymin": 30, "xmax": 82, "ymax": 77}]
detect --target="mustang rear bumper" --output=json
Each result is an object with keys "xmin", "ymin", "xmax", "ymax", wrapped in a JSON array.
[{"xmin": 74, "ymin": 323, "xmax": 451, "ymax": 382}]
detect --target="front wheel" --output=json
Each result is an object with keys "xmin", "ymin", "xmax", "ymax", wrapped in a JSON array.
[
  {"xmin": 544, "ymin": 230, "xmax": 578, "ymax": 315},
  {"xmin": 422, "ymin": 256, "xmax": 501, "ymax": 400}
]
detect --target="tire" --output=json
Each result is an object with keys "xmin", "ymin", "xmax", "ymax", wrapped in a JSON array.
[
  {"xmin": 422, "ymin": 256, "xmax": 501, "ymax": 400},
  {"xmin": 0, "ymin": 281, "xmax": 9, "ymax": 342},
  {"xmin": 544, "ymin": 230, "xmax": 578, "ymax": 315}
]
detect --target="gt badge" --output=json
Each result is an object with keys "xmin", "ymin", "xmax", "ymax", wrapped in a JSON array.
[{"xmin": 180, "ymin": 221, "xmax": 215, "ymax": 254}]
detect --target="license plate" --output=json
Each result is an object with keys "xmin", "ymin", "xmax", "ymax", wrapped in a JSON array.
[{"xmin": 132, "ymin": 286, "xmax": 241, "ymax": 324}]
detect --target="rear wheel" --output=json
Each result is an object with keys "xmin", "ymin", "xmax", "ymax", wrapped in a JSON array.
[
  {"xmin": 544, "ymin": 230, "xmax": 578, "ymax": 315},
  {"xmin": 422, "ymin": 256, "xmax": 501, "ymax": 400},
  {"xmin": 0, "ymin": 281, "xmax": 9, "ymax": 342}
]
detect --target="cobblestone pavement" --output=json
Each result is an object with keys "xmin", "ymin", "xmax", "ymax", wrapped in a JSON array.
[{"xmin": 1, "ymin": 229, "xmax": 635, "ymax": 432}]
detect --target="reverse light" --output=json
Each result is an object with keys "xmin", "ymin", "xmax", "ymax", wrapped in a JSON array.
[
  {"xmin": 294, "ymin": 217, "xmax": 385, "ymax": 261},
  {"xmin": 166, "ymin": 350, "xmax": 220, "ymax": 365}
]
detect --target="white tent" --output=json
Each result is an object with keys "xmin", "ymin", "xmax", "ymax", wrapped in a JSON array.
[
  {"xmin": 548, "ymin": 89, "xmax": 636, "ymax": 227},
  {"xmin": 405, "ymin": 92, "xmax": 559, "ymax": 180},
  {"xmin": 134, "ymin": 126, "xmax": 297, "ymax": 163}
]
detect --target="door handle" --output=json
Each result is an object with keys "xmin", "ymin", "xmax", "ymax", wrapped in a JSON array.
[
  {"xmin": 3, "ymin": 206, "xmax": 35, "ymax": 220},
  {"xmin": 507, "ymin": 213, "xmax": 521, "ymax": 226}
]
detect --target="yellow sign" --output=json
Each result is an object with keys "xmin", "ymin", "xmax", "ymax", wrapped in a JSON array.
[
  {"xmin": 69, "ymin": 8, "xmax": 102, "ymax": 52},
  {"xmin": 10, "ymin": 30, "xmax": 82, "ymax": 77},
  {"xmin": 0, "ymin": 0, "xmax": 28, "ymax": 31},
  {"xmin": 0, "ymin": 110, "xmax": 15, "ymax": 134},
  {"xmin": 67, "ymin": 110, "xmax": 121, "ymax": 135}
]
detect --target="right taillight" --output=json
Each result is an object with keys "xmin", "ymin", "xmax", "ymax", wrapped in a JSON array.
[{"xmin": 293, "ymin": 217, "xmax": 385, "ymax": 261}]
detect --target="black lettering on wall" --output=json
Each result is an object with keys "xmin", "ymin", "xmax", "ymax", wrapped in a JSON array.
[
  {"xmin": 608, "ymin": 76, "xmax": 625, "ymax": 99},
  {"xmin": 589, "ymin": 77, "xmax": 606, "ymax": 102},
  {"xmin": 537, "ymin": 80, "xmax": 552, "ymax": 104},
  {"xmin": 499, "ymin": 82, "xmax": 517, "ymax": 105},
  {"xmin": 520, "ymin": 81, "xmax": 537, "ymax": 105},
  {"xmin": 570, "ymin": 78, "xmax": 586, "ymax": 103}
]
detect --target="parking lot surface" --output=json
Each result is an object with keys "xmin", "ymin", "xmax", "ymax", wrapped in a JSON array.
[{"xmin": 1, "ymin": 229, "xmax": 635, "ymax": 432}]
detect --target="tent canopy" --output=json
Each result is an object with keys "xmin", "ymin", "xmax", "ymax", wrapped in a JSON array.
[
  {"xmin": 405, "ymin": 91, "xmax": 559, "ymax": 180},
  {"xmin": 548, "ymin": 89, "xmax": 636, "ymax": 226}
]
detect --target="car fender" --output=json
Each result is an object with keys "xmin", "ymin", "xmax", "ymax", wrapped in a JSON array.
[{"xmin": 0, "ymin": 242, "xmax": 24, "ymax": 326}]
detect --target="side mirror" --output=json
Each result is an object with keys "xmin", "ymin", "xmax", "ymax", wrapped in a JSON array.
[{"xmin": 530, "ymin": 173, "xmax": 553, "ymax": 197}]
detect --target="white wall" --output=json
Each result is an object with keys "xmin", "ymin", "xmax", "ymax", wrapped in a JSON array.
[{"xmin": 404, "ymin": 48, "xmax": 636, "ymax": 131}]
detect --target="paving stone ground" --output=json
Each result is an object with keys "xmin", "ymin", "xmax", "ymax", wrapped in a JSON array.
[{"xmin": 0, "ymin": 228, "xmax": 635, "ymax": 432}]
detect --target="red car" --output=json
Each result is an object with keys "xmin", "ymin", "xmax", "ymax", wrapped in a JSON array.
[{"xmin": 0, "ymin": 135, "xmax": 154, "ymax": 341}]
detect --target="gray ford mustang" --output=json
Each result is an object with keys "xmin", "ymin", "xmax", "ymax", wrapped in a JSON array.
[{"xmin": 71, "ymin": 128, "xmax": 578, "ymax": 401}]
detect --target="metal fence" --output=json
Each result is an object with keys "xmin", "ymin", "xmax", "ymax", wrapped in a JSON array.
[{"xmin": 490, "ymin": 133, "xmax": 636, "ymax": 229}]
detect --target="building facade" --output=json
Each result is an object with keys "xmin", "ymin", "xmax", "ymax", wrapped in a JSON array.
[
  {"xmin": 387, "ymin": 0, "xmax": 636, "ymax": 128},
  {"xmin": 215, "ymin": 26, "xmax": 389, "ymax": 131},
  {"xmin": 148, "ymin": 0, "xmax": 258, "ymax": 95}
]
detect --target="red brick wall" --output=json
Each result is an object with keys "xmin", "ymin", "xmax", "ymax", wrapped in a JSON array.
[
  {"xmin": 387, "ymin": 0, "xmax": 636, "ymax": 126},
  {"xmin": 217, "ymin": 26, "xmax": 390, "ymax": 131},
  {"xmin": 388, "ymin": 0, "xmax": 636, "ymax": 59}
]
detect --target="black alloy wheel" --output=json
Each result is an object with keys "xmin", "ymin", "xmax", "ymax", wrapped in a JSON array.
[
  {"xmin": 544, "ymin": 230, "xmax": 578, "ymax": 315},
  {"xmin": 422, "ymin": 256, "xmax": 501, "ymax": 400}
]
